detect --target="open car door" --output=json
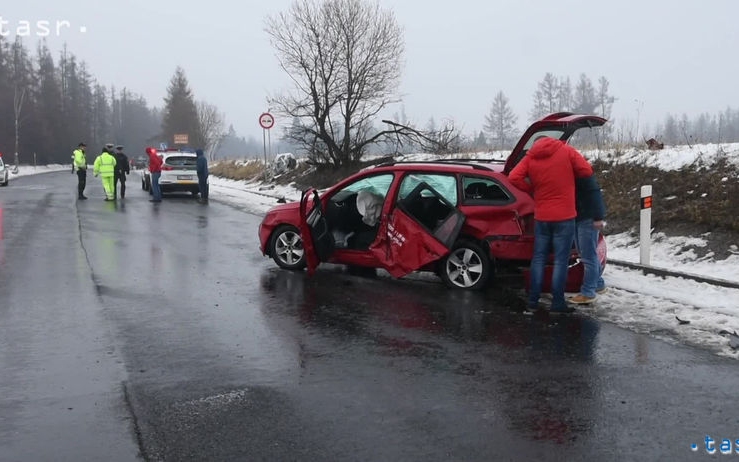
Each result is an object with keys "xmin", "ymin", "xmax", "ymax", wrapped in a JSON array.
[
  {"xmin": 299, "ymin": 188, "xmax": 335, "ymax": 276},
  {"xmin": 370, "ymin": 182, "xmax": 465, "ymax": 278}
]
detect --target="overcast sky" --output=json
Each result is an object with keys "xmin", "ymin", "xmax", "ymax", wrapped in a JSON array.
[{"xmin": 2, "ymin": 0, "xmax": 738, "ymax": 142}]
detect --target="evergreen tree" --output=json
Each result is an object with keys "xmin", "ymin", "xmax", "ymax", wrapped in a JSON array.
[
  {"xmin": 35, "ymin": 42, "xmax": 63, "ymax": 161},
  {"xmin": 557, "ymin": 77, "xmax": 573, "ymax": 112},
  {"xmin": 161, "ymin": 66, "xmax": 202, "ymax": 148},
  {"xmin": 572, "ymin": 73, "xmax": 597, "ymax": 115},
  {"xmin": 483, "ymin": 90, "xmax": 518, "ymax": 150}
]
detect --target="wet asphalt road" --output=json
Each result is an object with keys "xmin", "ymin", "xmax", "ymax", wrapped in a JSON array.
[{"xmin": 1, "ymin": 171, "xmax": 739, "ymax": 461}]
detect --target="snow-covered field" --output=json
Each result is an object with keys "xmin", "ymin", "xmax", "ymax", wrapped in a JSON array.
[{"xmin": 9, "ymin": 146, "xmax": 739, "ymax": 359}]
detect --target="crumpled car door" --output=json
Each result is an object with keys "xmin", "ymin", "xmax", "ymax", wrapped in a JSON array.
[{"xmin": 370, "ymin": 181, "xmax": 464, "ymax": 278}]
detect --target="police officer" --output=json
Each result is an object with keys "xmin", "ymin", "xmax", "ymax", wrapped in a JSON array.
[
  {"xmin": 94, "ymin": 144, "xmax": 117, "ymax": 201},
  {"xmin": 112, "ymin": 145, "xmax": 130, "ymax": 199},
  {"xmin": 73, "ymin": 142, "xmax": 88, "ymax": 200}
]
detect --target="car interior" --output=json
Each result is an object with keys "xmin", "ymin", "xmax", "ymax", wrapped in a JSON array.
[
  {"xmin": 462, "ymin": 180, "xmax": 511, "ymax": 203},
  {"xmin": 397, "ymin": 182, "xmax": 455, "ymax": 233},
  {"xmin": 325, "ymin": 189, "xmax": 383, "ymax": 250}
]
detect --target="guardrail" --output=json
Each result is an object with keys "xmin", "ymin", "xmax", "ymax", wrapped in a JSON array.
[{"xmin": 607, "ymin": 258, "xmax": 739, "ymax": 290}]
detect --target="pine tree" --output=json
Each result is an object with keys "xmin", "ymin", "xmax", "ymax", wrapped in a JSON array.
[
  {"xmin": 484, "ymin": 91, "xmax": 518, "ymax": 150},
  {"xmin": 161, "ymin": 66, "xmax": 202, "ymax": 148},
  {"xmin": 572, "ymin": 74, "xmax": 597, "ymax": 115}
]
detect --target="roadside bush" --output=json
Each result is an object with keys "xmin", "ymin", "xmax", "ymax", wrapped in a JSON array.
[{"xmin": 209, "ymin": 160, "xmax": 266, "ymax": 181}]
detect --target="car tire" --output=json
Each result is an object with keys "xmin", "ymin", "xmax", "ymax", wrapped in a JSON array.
[
  {"xmin": 438, "ymin": 239, "xmax": 491, "ymax": 290},
  {"xmin": 270, "ymin": 225, "xmax": 307, "ymax": 270}
]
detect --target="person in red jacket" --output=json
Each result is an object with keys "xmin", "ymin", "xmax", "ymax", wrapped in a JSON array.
[
  {"xmin": 509, "ymin": 136, "xmax": 593, "ymax": 313},
  {"xmin": 146, "ymin": 147, "xmax": 163, "ymax": 202}
]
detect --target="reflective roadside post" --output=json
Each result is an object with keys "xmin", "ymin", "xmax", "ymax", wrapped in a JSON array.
[{"xmin": 640, "ymin": 185, "xmax": 652, "ymax": 265}]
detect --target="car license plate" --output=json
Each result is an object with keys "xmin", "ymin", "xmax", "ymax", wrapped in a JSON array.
[{"xmin": 177, "ymin": 175, "xmax": 193, "ymax": 180}]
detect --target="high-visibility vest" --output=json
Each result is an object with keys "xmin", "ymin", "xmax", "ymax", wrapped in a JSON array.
[
  {"xmin": 93, "ymin": 152, "xmax": 117, "ymax": 177},
  {"xmin": 73, "ymin": 149, "xmax": 87, "ymax": 170}
]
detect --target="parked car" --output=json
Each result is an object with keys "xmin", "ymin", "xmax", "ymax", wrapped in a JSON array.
[
  {"xmin": 133, "ymin": 155, "xmax": 148, "ymax": 170},
  {"xmin": 258, "ymin": 112, "xmax": 607, "ymax": 290},
  {"xmin": 141, "ymin": 149, "xmax": 200, "ymax": 196},
  {"xmin": 0, "ymin": 153, "xmax": 9, "ymax": 186}
]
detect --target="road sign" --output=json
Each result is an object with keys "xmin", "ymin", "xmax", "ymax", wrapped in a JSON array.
[
  {"xmin": 174, "ymin": 134, "xmax": 189, "ymax": 145},
  {"xmin": 259, "ymin": 112, "xmax": 275, "ymax": 130}
]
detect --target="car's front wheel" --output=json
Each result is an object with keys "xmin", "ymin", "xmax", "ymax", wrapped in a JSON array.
[
  {"xmin": 270, "ymin": 225, "xmax": 307, "ymax": 270},
  {"xmin": 438, "ymin": 240, "xmax": 491, "ymax": 290}
]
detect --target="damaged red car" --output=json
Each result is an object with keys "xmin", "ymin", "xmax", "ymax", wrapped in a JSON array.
[{"xmin": 258, "ymin": 112, "xmax": 607, "ymax": 291}]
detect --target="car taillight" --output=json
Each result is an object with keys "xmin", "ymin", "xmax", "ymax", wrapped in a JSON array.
[{"xmin": 162, "ymin": 165, "xmax": 173, "ymax": 171}]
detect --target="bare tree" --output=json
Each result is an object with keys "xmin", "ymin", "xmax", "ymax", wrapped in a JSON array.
[
  {"xmin": 382, "ymin": 119, "xmax": 462, "ymax": 155},
  {"xmin": 265, "ymin": 0, "xmax": 404, "ymax": 167},
  {"xmin": 197, "ymin": 101, "xmax": 225, "ymax": 160}
]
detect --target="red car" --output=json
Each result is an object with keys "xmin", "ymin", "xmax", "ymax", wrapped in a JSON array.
[{"xmin": 258, "ymin": 112, "xmax": 607, "ymax": 290}]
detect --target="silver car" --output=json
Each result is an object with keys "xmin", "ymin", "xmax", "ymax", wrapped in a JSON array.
[{"xmin": 0, "ymin": 156, "xmax": 9, "ymax": 186}]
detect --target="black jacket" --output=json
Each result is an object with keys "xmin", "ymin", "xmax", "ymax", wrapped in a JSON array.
[
  {"xmin": 114, "ymin": 152, "xmax": 130, "ymax": 175},
  {"xmin": 575, "ymin": 175, "xmax": 606, "ymax": 221}
]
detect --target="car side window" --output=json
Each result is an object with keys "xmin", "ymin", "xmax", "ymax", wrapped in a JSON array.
[
  {"xmin": 398, "ymin": 173, "xmax": 457, "ymax": 205},
  {"xmin": 461, "ymin": 176, "xmax": 513, "ymax": 205}
]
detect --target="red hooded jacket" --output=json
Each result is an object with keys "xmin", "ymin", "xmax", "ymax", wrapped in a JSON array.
[
  {"xmin": 508, "ymin": 137, "xmax": 593, "ymax": 222},
  {"xmin": 146, "ymin": 147, "xmax": 163, "ymax": 173}
]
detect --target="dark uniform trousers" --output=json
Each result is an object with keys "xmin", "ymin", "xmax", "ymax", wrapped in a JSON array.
[{"xmin": 77, "ymin": 168, "xmax": 87, "ymax": 197}]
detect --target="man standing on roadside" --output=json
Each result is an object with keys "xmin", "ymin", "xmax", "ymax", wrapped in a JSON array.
[
  {"xmin": 196, "ymin": 148, "xmax": 209, "ymax": 204},
  {"xmin": 568, "ymin": 175, "xmax": 607, "ymax": 304},
  {"xmin": 73, "ymin": 142, "xmax": 88, "ymax": 200},
  {"xmin": 146, "ymin": 147, "xmax": 163, "ymax": 203},
  {"xmin": 509, "ymin": 136, "xmax": 593, "ymax": 313},
  {"xmin": 112, "ymin": 145, "xmax": 130, "ymax": 199}
]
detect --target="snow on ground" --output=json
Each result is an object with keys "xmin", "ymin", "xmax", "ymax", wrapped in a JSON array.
[{"xmin": 8, "ymin": 147, "xmax": 739, "ymax": 359}]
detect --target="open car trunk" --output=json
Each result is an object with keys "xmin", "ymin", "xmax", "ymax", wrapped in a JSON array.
[{"xmin": 503, "ymin": 112, "xmax": 607, "ymax": 174}]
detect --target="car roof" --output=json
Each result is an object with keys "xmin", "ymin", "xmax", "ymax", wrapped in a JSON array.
[
  {"xmin": 367, "ymin": 159, "xmax": 505, "ymax": 174},
  {"xmin": 161, "ymin": 151, "xmax": 196, "ymax": 157}
]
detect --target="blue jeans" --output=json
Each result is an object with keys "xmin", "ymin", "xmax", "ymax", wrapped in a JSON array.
[
  {"xmin": 575, "ymin": 219, "xmax": 605, "ymax": 297},
  {"xmin": 151, "ymin": 172, "xmax": 162, "ymax": 201},
  {"xmin": 528, "ymin": 219, "xmax": 575, "ymax": 310}
]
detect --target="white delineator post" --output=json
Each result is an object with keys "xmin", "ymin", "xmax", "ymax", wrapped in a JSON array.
[{"xmin": 640, "ymin": 185, "xmax": 652, "ymax": 265}]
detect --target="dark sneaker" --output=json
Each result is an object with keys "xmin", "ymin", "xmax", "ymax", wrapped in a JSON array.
[
  {"xmin": 78, "ymin": 196, "xmax": 88, "ymax": 200},
  {"xmin": 549, "ymin": 305, "xmax": 576, "ymax": 314}
]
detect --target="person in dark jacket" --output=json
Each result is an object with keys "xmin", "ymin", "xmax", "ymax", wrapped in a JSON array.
[
  {"xmin": 112, "ymin": 145, "xmax": 130, "ymax": 199},
  {"xmin": 196, "ymin": 148, "xmax": 209, "ymax": 203},
  {"xmin": 509, "ymin": 136, "xmax": 593, "ymax": 313},
  {"xmin": 568, "ymin": 175, "xmax": 607, "ymax": 304}
]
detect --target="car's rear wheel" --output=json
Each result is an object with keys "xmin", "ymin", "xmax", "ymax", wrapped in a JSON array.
[
  {"xmin": 438, "ymin": 240, "xmax": 491, "ymax": 290},
  {"xmin": 270, "ymin": 225, "xmax": 307, "ymax": 270}
]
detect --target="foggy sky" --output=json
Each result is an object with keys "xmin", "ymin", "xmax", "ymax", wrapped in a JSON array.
[{"xmin": 2, "ymin": 0, "xmax": 738, "ymax": 142}]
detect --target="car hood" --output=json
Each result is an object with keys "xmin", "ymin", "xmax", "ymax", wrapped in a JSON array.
[
  {"xmin": 266, "ymin": 200, "xmax": 300, "ymax": 214},
  {"xmin": 503, "ymin": 112, "xmax": 607, "ymax": 174}
]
